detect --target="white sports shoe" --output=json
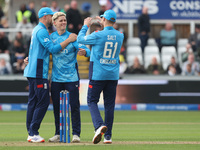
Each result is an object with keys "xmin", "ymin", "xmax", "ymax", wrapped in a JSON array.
[
  {"xmin": 92, "ymin": 126, "xmax": 107, "ymax": 144},
  {"xmin": 71, "ymin": 135, "xmax": 80, "ymax": 143},
  {"xmin": 103, "ymin": 136, "xmax": 112, "ymax": 144},
  {"xmin": 30, "ymin": 135, "xmax": 45, "ymax": 143},
  {"xmin": 48, "ymin": 135, "xmax": 60, "ymax": 142},
  {"xmin": 27, "ymin": 135, "xmax": 34, "ymax": 142}
]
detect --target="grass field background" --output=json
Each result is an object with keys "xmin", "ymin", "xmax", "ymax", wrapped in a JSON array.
[{"xmin": 0, "ymin": 111, "xmax": 200, "ymax": 150}]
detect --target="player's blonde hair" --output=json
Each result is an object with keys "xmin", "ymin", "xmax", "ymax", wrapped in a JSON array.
[{"xmin": 52, "ymin": 12, "xmax": 66, "ymax": 22}]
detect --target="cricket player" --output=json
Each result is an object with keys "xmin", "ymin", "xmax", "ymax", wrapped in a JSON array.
[
  {"xmin": 24, "ymin": 7, "xmax": 77, "ymax": 143},
  {"xmin": 48, "ymin": 12, "xmax": 90, "ymax": 143},
  {"xmin": 77, "ymin": 10, "xmax": 124, "ymax": 144}
]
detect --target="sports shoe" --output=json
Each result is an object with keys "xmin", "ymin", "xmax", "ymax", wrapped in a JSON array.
[
  {"xmin": 27, "ymin": 135, "xmax": 34, "ymax": 142},
  {"xmin": 30, "ymin": 135, "xmax": 45, "ymax": 143},
  {"xmin": 92, "ymin": 126, "xmax": 107, "ymax": 144},
  {"xmin": 71, "ymin": 135, "xmax": 80, "ymax": 143},
  {"xmin": 48, "ymin": 135, "xmax": 60, "ymax": 142},
  {"xmin": 103, "ymin": 135, "xmax": 112, "ymax": 144}
]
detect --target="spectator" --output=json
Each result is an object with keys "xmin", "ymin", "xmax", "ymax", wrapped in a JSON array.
[
  {"xmin": 15, "ymin": 32, "xmax": 27, "ymax": 48},
  {"xmin": 188, "ymin": 24, "xmax": 200, "ymax": 55},
  {"xmin": 0, "ymin": 17, "xmax": 9, "ymax": 28},
  {"xmin": 160, "ymin": 22, "xmax": 176, "ymax": 48},
  {"xmin": 98, "ymin": 0, "xmax": 107, "ymax": 16},
  {"xmin": 13, "ymin": 56, "xmax": 26, "ymax": 74},
  {"xmin": 147, "ymin": 57, "xmax": 164, "ymax": 75},
  {"xmin": 27, "ymin": 1, "xmax": 38, "ymax": 25},
  {"xmin": 16, "ymin": 16, "xmax": 33, "ymax": 39},
  {"xmin": 181, "ymin": 43, "xmax": 193, "ymax": 63},
  {"xmin": 167, "ymin": 64, "xmax": 176, "ymax": 76},
  {"xmin": 137, "ymin": 6, "xmax": 150, "ymax": 53},
  {"xmin": 10, "ymin": 32, "xmax": 27, "ymax": 64},
  {"xmin": 12, "ymin": 39, "xmax": 26, "ymax": 60},
  {"xmin": 0, "ymin": 58, "xmax": 12, "ymax": 75},
  {"xmin": 50, "ymin": 1, "xmax": 60, "ymax": 12},
  {"xmin": 0, "ymin": 6, "xmax": 4, "ymax": 21},
  {"xmin": 125, "ymin": 57, "xmax": 146, "ymax": 74},
  {"xmin": 16, "ymin": 4, "xmax": 32, "ymax": 23},
  {"xmin": 41, "ymin": 1, "xmax": 48, "ymax": 8},
  {"xmin": 182, "ymin": 63, "xmax": 196, "ymax": 76},
  {"xmin": 0, "ymin": 32, "xmax": 10, "ymax": 54},
  {"xmin": 66, "ymin": 0, "xmax": 82, "ymax": 34},
  {"xmin": 182, "ymin": 53, "xmax": 199, "ymax": 75},
  {"xmin": 60, "ymin": 4, "xmax": 70, "ymax": 14},
  {"xmin": 166, "ymin": 56, "xmax": 181, "ymax": 74},
  {"xmin": 81, "ymin": 2, "xmax": 92, "ymax": 21}
]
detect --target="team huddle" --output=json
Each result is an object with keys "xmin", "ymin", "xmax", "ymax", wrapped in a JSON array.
[{"xmin": 23, "ymin": 7, "xmax": 124, "ymax": 144}]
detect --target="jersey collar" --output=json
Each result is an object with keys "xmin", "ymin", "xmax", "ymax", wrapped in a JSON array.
[
  {"xmin": 39, "ymin": 22, "xmax": 47, "ymax": 29},
  {"xmin": 56, "ymin": 30, "xmax": 68, "ymax": 36},
  {"xmin": 104, "ymin": 26, "xmax": 114, "ymax": 30}
]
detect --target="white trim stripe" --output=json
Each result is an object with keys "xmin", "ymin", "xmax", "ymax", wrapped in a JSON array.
[
  {"xmin": 0, "ymin": 92, "xmax": 29, "ymax": 96},
  {"xmin": 159, "ymin": 92, "xmax": 200, "ymax": 97}
]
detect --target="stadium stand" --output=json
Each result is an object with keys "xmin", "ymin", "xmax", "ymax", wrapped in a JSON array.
[
  {"xmin": 126, "ymin": 46, "xmax": 143, "ymax": 66},
  {"xmin": 126, "ymin": 37, "xmax": 141, "ymax": 46},
  {"xmin": 147, "ymin": 38, "xmax": 157, "ymax": 46},
  {"xmin": 177, "ymin": 38, "xmax": 188, "ymax": 47},
  {"xmin": 144, "ymin": 45, "xmax": 159, "ymax": 55}
]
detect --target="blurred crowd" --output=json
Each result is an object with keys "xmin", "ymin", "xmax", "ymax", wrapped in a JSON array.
[
  {"xmin": 0, "ymin": 0, "xmax": 200, "ymax": 77},
  {"xmin": 0, "ymin": 0, "xmax": 94, "ymax": 75},
  {"xmin": 119, "ymin": 6, "xmax": 200, "ymax": 78}
]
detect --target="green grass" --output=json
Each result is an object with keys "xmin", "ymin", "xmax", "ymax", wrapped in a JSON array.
[{"xmin": 0, "ymin": 111, "xmax": 200, "ymax": 149}]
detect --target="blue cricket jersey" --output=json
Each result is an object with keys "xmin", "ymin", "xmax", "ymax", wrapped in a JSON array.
[
  {"xmin": 50, "ymin": 31, "xmax": 90, "ymax": 82},
  {"xmin": 24, "ymin": 22, "xmax": 62, "ymax": 79},
  {"xmin": 77, "ymin": 25, "xmax": 124, "ymax": 80}
]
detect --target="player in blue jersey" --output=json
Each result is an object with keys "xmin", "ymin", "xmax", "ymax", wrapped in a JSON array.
[
  {"xmin": 47, "ymin": 12, "xmax": 90, "ymax": 143},
  {"xmin": 23, "ymin": 7, "xmax": 77, "ymax": 143},
  {"xmin": 77, "ymin": 10, "xmax": 124, "ymax": 144}
]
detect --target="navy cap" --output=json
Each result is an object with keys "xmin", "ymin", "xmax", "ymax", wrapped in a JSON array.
[
  {"xmin": 38, "ymin": 7, "xmax": 55, "ymax": 18},
  {"xmin": 100, "ymin": 10, "xmax": 116, "ymax": 22}
]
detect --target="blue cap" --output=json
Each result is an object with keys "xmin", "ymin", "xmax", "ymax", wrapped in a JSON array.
[
  {"xmin": 38, "ymin": 7, "xmax": 55, "ymax": 18},
  {"xmin": 100, "ymin": 10, "xmax": 116, "ymax": 22}
]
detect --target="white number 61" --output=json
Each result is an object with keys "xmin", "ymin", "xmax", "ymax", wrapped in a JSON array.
[{"xmin": 103, "ymin": 42, "xmax": 118, "ymax": 58}]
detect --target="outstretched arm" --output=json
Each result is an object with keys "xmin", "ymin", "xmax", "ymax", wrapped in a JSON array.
[
  {"xmin": 77, "ymin": 17, "xmax": 101, "ymax": 45},
  {"xmin": 37, "ymin": 29, "xmax": 77, "ymax": 54}
]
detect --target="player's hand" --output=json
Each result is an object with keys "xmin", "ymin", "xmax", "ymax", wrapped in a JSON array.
[
  {"xmin": 95, "ymin": 16, "xmax": 101, "ymax": 22},
  {"xmin": 77, "ymin": 48, "xmax": 86, "ymax": 56},
  {"xmin": 68, "ymin": 33, "xmax": 77, "ymax": 42},
  {"xmin": 24, "ymin": 57, "xmax": 29, "ymax": 65},
  {"xmin": 84, "ymin": 17, "xmax": 93, "ymax": 27}
]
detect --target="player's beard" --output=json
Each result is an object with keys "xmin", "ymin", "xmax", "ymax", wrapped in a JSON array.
[{"xmin": 48, "ymin": 20, "xmax": 53, "ymax": 27}]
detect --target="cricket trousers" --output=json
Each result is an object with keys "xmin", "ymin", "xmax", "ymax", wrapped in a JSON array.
[
  {"xmin": 51, "ymin": 81, "xmax": 81, "ymax": 136},
  {"xmin": 26, "ymin": 77, "xmax": 50, "ymax": 136},
  {"xmin": 87, "ymin": 80, "xmax": 118, "ymax": 138}
]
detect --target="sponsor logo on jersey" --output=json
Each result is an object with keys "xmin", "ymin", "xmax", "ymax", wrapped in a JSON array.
[
  {"xmin": 44, "ymin": 38, "xmax": 50, "ymax": 42},
  {"xmin": 78, "ymin": 44, "xmax": 83, "ymax": 47},
  {"xmin": 100, "ymin": 58, "xmax": 116, "ymax": 64}
]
